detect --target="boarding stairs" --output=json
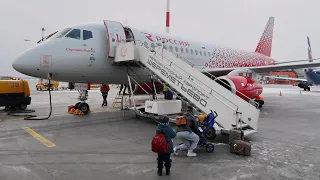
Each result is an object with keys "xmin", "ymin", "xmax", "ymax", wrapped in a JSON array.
[{"xmin": 113, "ymin": 42, "xmax": 260, "ymax": 136}]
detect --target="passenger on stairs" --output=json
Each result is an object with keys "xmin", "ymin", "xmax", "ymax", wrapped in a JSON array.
[
  {"xmin": 100, "ymin": 84, "xmax": 110, "ymax": 107},
  {"xmin": 173, "ymin": 106, "xmax": 200, "ymax": 157},
  {"xmin": 118, "ymin": 84, "xmax": 128, "ymax": 95}
]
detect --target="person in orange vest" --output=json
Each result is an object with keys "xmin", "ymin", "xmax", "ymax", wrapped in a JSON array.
[
  {"xmin": 255, "ymin": 95, "xmax": 264, "ymax": 108},
  {"xmin": 100, "ymin": 84, "xmax": 110, "ymax": 107}
]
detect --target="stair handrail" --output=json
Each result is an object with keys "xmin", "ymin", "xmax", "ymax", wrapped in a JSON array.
[
  {"xmin": 136, "ymin": 42, "xmax": 240, "ymax": 112},
  {"xmin": 119, "ymin": 40, "xmax": 259, "ymax": 108}
]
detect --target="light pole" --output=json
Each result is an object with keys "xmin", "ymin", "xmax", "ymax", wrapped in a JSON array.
[{"xmin": 166, "ymin": 0, "xmax": 170, "ymax": 34}]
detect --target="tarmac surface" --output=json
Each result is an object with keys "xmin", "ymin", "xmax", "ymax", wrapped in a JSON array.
[{"xmin": 1, "ymin": 80, "xmax": 320, "ymax": 180}]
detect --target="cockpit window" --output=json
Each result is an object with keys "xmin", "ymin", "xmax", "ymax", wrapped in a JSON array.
[
  {"xmin": 65, "ymin": 29, "xmax": 81, "ymax": 40},
  {"xmin": 83, "ymin": 30, "xmax": 93, "ymax": 40},
  {"xmin": 47, "ymin": 28, "xmax": 71, "ymax": 40}
]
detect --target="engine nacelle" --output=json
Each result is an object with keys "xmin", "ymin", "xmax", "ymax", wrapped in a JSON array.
[
  {"xmin": 214, "ymin": 75, "xmax": 263, "ymax": 101},
  {"xmin": 132, "ymin": 82, "xmax": 163, "ymax": 95}
]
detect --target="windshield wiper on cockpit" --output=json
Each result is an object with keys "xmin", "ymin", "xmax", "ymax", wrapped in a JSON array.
[{"xmin": 37, "ymin": 31, "xmax": 58, "ymax": 44}]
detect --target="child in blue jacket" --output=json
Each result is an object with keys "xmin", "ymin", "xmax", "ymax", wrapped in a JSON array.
[{"xmin": 156, "ymin": 115, "xmax": 177, "ymax": 176}]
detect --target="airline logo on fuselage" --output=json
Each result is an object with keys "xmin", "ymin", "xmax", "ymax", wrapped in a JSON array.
[{"xmin": 143, "ymin": 32, "xmax": 190, "ymax": 46}]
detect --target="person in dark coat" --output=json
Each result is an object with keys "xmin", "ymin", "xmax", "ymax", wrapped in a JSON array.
[{"xmin": 155, "ymin": 115, "xmax": 176, "ymax": 176}]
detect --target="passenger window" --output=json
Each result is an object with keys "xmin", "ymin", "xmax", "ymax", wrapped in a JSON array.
[
  {"xmin": 175, "ymin": 47, "xmax": 179, "ymax": 52},
  {"xmin": 190, "ymin": 49, "xmax": 193, "ymax": 54},
  {"xmin": 195, "ymin": 50, "xmax": 198, "ymax": 55},
  {"xmin": 185, "ymin": 48, "xmax": 188, "ymax": 54},
  {"xmin": 83, "ymin": 30, "xmax": 93, "ymax": 40},
  {"xmin": 170, "ymin": 46, "xmax": 173, "ymax": 51},
  {"xmin": 180, "ymin": 47, "xmax": 184, "ymax": 53},
  {"xmin": 65, "ymin": 29, "xmax": 81, "ymax": 40},
  {"xmin": 200, "ymin": 51, "xmax": 202, "ymax": 56},
  {"xmin": 204, "ymin": 51, "xmax": 206, "ymax": 56}
]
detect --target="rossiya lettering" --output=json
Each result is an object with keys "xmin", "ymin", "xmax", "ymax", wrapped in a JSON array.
[{"xmin": 147, "ymin": 56, "xmax": 208, "ymax": 107}]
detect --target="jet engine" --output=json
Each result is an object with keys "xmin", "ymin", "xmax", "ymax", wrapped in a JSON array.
[{"xmin": 214, "ymin": 75, "xmax": 263, "ymax": 101}]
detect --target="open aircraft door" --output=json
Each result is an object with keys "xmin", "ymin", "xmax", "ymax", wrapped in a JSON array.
[{"xmin": 103, "ymin": 20, "xmax": 127, "ymax": 58}]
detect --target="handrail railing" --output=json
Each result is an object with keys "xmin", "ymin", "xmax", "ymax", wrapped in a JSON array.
[
  {"xmin": 135, "ymin": 42, "xmax": 240, "ymax": 112},
  {"xmin": 117, "ymin": 40, "xmax": 259, "ymax": 108},
  {"xmin": 165, "ymin": 48, "xmax": 260, "ymax": 108}
]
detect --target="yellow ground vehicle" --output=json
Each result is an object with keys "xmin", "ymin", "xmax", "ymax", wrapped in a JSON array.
[
  {"xmin": 0, "ymin": 76, "xmax": 19, "ymax": 80},
  {"xmin": 0, "ymin": 80, "xmax": 31, "ymax": 109},
  {"xmin": 90, "ymin": 84, "xmax": 101, "ymax": 88},
  {"xmin": 36, "ymin": 79, "xmax": 59, "ymax": 91}
]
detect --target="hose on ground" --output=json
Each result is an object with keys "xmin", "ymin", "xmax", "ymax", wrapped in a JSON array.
[{"xmin": 6, "ymin": 79, "xmax": 52, "ymax": 120}]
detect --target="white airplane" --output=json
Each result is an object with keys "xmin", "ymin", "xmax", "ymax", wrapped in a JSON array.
[
  {"xmin": 265, "ymin": 36, "xmax": 320, "ymax": 91},
  {"xmin": 12, "ymin": 16, "xmax": 320, "ymax": 113}
]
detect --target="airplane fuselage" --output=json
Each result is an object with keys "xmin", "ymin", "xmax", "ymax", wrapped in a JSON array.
[{"xmin": 12, "ymin": 22, "xmax": 277, "ymax": 85}]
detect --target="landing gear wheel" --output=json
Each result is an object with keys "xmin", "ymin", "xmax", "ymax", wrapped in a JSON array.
[
  {"xmin": 19, "ymin": 103, "xmax": 27, "ymax": 110},
  {"xmin": 307, "ymin": 87, "xmax": 311, "ymax": 91},
  {"xmin": 205, "ymin": 143, "xmax": 214, "ymax": 153},
  {"xmin": 204, "ymin": 128, "xmax": 216, "ymax": 140},
  {"xmin": 74, "ymin": 102, "xmax": 81, "ymax": 109},
  {"xmin": 78, "ymin": 103, "xmax": 90, "ymax": 114}
]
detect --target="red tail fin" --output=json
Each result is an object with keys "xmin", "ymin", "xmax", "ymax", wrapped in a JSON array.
[{"xmin": 255, "ymin": 16, "xmax": 275, "ymax": 57}]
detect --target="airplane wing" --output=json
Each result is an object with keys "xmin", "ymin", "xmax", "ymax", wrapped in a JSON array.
[
  {"xmin": 264, "ymin": 76, "xmax": 307, "ymax": 82},
  {"xmin": 201, "ymin": 58, "xmax": 320, "ymax": 76}
]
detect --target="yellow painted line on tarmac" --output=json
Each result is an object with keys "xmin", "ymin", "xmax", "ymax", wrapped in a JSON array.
[{"xmin": 22, "ymin": 127, "xmax": 56, "ymax": 147}]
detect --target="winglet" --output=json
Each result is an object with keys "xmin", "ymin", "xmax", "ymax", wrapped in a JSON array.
[
  {"xmin": 307, "ymin": 36, "xmax": 313, "ymax": 62},
  {"xmin": 255, "ymin": 16, "xmax": 275, "ymax": 57}
]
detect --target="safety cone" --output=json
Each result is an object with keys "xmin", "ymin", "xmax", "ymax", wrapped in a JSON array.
[{"xmin": 280, "ymin": 91, "xmax": 282, "ymax": 96}]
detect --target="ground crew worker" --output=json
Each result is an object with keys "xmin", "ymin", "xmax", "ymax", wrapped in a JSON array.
[
  {"xmin": 163, "ymin": 85, "xmax": 173, "ymax": 100},
  {"xmin": 163, "ymin": 85, "xmax": 168, "ymax": 96},
  {"xmin": 255, "ymin": 95, "xmax": 264, "ymax": 108},
  {"xmin": 100, "ymin": 84, "xmax": 110, "ymax": 107}
]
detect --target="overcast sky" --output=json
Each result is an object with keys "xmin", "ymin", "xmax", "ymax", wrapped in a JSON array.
[{"xmin": 1, "ymin": 0, "xmax": 319, "ymax": 77}]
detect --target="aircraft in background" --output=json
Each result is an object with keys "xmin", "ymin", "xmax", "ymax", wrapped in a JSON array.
[
  {"xmin": 12, "ymin": 16, "xmax": 320, "ymax": 111},
  {"xmin": 266, "ymin": 36, "xmax": 320, "ymax": 91}
]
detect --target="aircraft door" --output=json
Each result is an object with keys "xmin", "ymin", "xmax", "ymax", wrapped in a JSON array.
[{"xmin": 103, "ymin": 20, "xmax": 126, "ymax": 58}]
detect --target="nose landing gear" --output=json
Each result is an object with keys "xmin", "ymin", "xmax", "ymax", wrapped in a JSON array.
[
  {"xmin": 68, "ymin": 82, "xmax": 91, "ymax": 115},
  {"xmin": 74, "ymin": 90, "xmax": 90, "ymax": 114}
]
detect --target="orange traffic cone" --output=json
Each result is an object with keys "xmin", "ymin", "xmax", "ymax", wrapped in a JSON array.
[{"xmin": 280, "ymin": 91, "xmax": 282, "ymax": 96}]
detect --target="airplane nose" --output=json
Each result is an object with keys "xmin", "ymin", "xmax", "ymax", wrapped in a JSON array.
[{"xmin": 12, "ymin": 49, "xmax": 39, "ymax": 76}]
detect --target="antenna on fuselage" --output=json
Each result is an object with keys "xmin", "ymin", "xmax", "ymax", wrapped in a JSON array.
[{"xmin": 166, "ymin": 0, "xmax": 170, "ymax": 34}]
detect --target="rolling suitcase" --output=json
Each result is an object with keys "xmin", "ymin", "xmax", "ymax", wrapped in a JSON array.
[{"xmin": 230, "ymin": 140, "xmax": 251, "ymax": 156}]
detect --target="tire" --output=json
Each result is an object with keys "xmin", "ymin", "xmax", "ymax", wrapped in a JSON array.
[
  {"xmin": 74, "ymin": 102, "xmax": 82, "ymax": 109},
  {"xmin": 19, "ymin": 103, "xmax": 27, "ymax": 110},
  {"xmin": 229, "ymin": 130, "xmax": 242, "ymax": 145},
  {"xmin": 78, "ymin": 103, "xmax": 90, "ymax": 114},
  {"xmin": 204, "ymin": 128, "xmax": 216, "ymax": 140},
  {"xmin": 307, "ymin": 87, "xmax": 311, "ymax": 91},
  {"xmin": 205, "ymin": 143, "xmax": 214, "ymax": 153}
]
